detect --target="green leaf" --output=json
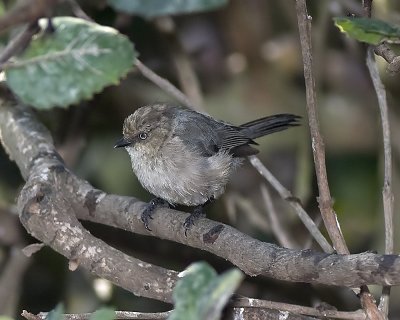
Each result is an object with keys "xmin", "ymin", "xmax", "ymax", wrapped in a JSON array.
[
  {"xmin": 0, "ymin": 316, "xmax": 15, "ymax": 320},
  {"xmin": 89, "ymin": 308, "xmax": 115, "ymax": 320},
  {"xmin": 334, "ymin": 17, "xmax": 400, "ymax": 45},
  {"xmin": 5, "ymin": 17, "xmax": 137, "ymax": 109},
  {"xmin": 108, "ymin": 0, "xmax": 228, "ymax": 18},
  {"xmin": 45, "ymin": 304, "xmax": 64, "ymax": 320},
  {"xmin": 168, "ymin": 262, "xmax": 244, "ymax": 320}
]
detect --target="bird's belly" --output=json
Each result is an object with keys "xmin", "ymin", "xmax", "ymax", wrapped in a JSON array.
[{"xmin": 129, "ymin": 150, "xmax": 237, "ymax": 206}]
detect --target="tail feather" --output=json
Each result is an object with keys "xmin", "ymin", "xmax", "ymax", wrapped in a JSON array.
[{"xmin": 239, "ymin": 114, "xmax": 300, "ymax": 139}]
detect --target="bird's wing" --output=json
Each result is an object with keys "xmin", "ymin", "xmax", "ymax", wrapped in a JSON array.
[{"xmin": 171, "ymin": 108, "xmax": 257, "ymax": 157}]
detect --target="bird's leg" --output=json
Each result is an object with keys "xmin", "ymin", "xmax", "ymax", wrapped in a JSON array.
[
  {"xmin": 141, "ymin": 197, "xmax": 169, "ymax": 231},
  {"xmin": 183, "ymin": 206, "xmax": 205, "ymax": 236},
  {"xmin": 183, "ymin": 197, "xmax": 214, "ymax": 236}
]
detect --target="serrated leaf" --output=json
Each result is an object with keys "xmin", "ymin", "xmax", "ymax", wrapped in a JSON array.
[
  {"xmin": 89, "ymin": 308, "xmax": 115, "ymax": 320},
  {"xmin": 168, "ymin": 262, "xmax": 244, "ymax": 320},
  {"xmin": 5, "ymin": 17, "xmax": 137, "ymax": 109},
  {"xmin": 45, "ymin": 304, "xmax": 64, "ymax": 320},
  {"xmin": 334, "ymin": 17, "xmax": 400, "ymax": 45},
  {"xmin": 108, "ymin": 0, "xmax": 228, "ymax": 18}
]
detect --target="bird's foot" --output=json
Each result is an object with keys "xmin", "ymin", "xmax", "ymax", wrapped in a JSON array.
[
  {"xmin": 183, "ymin": 205, "xmax": 206, "ymax": 236},
  {"xmin": 141, "ymin": 198, "xmax": 169, "ymax": 231}
]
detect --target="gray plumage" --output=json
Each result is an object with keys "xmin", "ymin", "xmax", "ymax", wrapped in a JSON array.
[{"xmin": 115, "ymin": 104, "xmax": 299, "ymax": 207}]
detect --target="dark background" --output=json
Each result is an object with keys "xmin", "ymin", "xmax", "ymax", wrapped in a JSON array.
[{"xmin": 0, "ymin": 0, "xmax": 400, "ymax": 318}]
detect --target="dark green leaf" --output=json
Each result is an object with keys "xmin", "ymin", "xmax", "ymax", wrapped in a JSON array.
[
  {"xmin": 334, "ymin": 17, "xmax": 400, "ymax": 45},
  {"xmin": 108, "ymin": 0, "xmax": 228, "ymax": 18},
  {"xmin": 45, "ymin": 304, "xmax": 64, "ymax": 320},
  {"xmin": 89, "ymin": 308, "xmax": 115, "ymax": 320},
  {"xmin": 168, "ymin": 262, "xmax": 243, "ymax": 320},
  {"xmin": 5, "ymin": 17, "xmax": 137, "ymax": 109}
]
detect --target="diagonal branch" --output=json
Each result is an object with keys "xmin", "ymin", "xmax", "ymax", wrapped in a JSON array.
[
  {"xmin": 0, "ymin": 22, "xmax": 40, "ymax": 71},
  {"xmin": 135, "ymin": 59, "xmax": 197, "ymax": 110},
  {"xmin": 250, "ymin": 156, "xmax": 333, "ymax": 252}
]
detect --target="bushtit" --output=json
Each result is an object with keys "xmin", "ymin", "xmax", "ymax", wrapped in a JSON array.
[{"xmin": 115, "ymin": 104, "xmax": 299, "ymax": 233}]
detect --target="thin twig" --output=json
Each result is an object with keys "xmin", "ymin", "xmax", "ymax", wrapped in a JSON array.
[
  {"xmin": 250, "ymin": 156, "xmax": 333, "ymax": 252},
  {"xmin": 366, "ymin": 46, "xmax": 394, "ymax": 317},
  {"xmin": 260, "ymin": 184, "xmax": 299, "ymax": 249},
  {"xmin": 0, "ymin": 22, "xmax": 40, "ymax": 70},
  {"xmin": 232, "ymin": 297, "xmax": 367, "ymax": 320},
  {"xmin": 295, "ymin": 0, "xmax": 348, "ymax": 255},
  {"xmin": 135, "ymin": 59, "xmax": 198, "ymax": 110}
]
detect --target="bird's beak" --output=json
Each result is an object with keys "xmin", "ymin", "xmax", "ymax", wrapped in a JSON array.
[{"xmin": 114, "ymin": 137, "xmax": 132, "ymax": 148}]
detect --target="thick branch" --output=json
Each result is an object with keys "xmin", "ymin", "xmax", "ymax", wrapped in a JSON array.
[
  {"xmin": 1, "ymin": 102, "xmax": 400, "ymax": 289},
  {"xmin": 18, "ymin": 178, "xmax": 177, "ymax": 303}
]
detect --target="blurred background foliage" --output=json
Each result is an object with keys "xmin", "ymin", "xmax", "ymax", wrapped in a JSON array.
[{"xmin": 0, "ymin": 0, "xmax": 400, "ymax": 318}]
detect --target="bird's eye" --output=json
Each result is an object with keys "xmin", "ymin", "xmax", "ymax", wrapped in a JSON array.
[{"xmin": 139, "ymin": 132, "xmax": 148, "ymax": 140}]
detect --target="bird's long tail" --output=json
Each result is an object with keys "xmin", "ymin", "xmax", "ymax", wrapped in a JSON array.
[{"xmin": 239, "ymin": 114, "xmax": 301, "ymax": 139}]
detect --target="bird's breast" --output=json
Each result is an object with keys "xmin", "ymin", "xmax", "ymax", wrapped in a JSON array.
[{"xmin": 126, "ymin": 142, "xmax": 239, "ymax": 206}]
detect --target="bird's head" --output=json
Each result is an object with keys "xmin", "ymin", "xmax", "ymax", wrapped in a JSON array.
[{"xmin": 114, "ymin": 104, "xmax": 173, "ymax": 155}]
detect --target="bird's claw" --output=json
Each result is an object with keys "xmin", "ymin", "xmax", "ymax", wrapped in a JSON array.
[
  {"xmin": 183, "ymin": 215, "xmax": 195, "ymax": 236},
  {"xmin": 141, "ymin": 207, "xmax": 154, "ymax": 231},
  {"xmin": 183, "ymin": 206, "xmax": 205, "ymax": 236},
  {"xmin": 141, "ymin": 198, "xmax": 169, "ymax": 231}
]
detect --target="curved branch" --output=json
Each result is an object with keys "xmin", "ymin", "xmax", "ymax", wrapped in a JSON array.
[
  {"xmin": 18, "ymin": 178, "xmax": 177, "ymax": 303},
  {"xmin": 1, "ymin": 100, "xmax": 400, "ymax": 289}
]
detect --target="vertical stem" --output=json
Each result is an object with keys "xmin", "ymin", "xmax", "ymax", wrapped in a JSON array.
[
  {"xmin": 362, "ymin": 1, "xmax": 393, "ymax": 316},
  {"xmin": 295, "ymin": 0, "xmax": 348, "ymax": 254},
  {"xmin": 366, "ymin": 48, "xmax": 394, "ymax": 316},
  {"xmin": 296, "ymin": 1, "xmax": 384, "ymax": 318}
]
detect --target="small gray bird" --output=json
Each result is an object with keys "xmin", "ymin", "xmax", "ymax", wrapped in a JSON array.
[{"xmin": 115, "ymin": 104, "xmax": 299, "ymax": 233}]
